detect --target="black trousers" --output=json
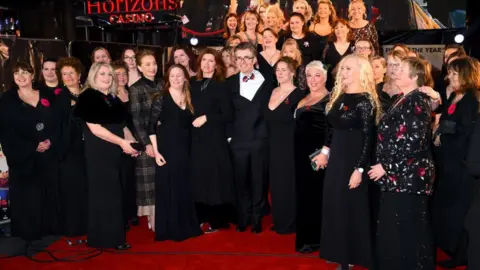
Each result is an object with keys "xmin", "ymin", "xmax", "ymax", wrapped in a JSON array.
[{"xmin": 230, "ymin": 143, "xmax": 268, "ymax": 226}]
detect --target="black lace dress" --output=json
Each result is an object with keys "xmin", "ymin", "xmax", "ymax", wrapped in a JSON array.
[
  {"xmin": 375, "ymin": 90, "xmax": 435, "ymax": 270},
  {"xmin": 320, "ymin": 93, "xmax": 374, "ymax": 268}
]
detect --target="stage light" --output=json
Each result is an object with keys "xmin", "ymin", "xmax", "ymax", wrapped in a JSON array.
[
  {"xmin": 454, "ymin": 34, "xmax": 465, "ymax": 44},
  {"xmin": 190, "ymin": 37, "xmax": 199, "ymax": 46}
]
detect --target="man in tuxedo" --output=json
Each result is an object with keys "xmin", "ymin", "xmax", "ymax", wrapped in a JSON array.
[{"xmin": 227, "ymin": 42, "xmax": 272, "ymax": 233}]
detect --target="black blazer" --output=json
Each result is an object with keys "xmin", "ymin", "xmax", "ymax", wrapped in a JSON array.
[{"xmin": 226, "ymin": 72, "xmax": 273, "ymax": 145}]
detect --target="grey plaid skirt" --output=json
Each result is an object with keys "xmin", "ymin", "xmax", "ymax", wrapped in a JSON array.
[{"xmin": 135, "ymin": 152, "xmax": 156, "ymax": 206}]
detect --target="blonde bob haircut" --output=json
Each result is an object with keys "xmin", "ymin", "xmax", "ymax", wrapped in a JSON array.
[
  {"xmin": 84, "ymin": 62, "xmax": 118, "ymax": 96},
  {"xmin": 326, "ymin": 54, "xmax": 382, "ymax": 123},
  {"xmin": 305, "ymin": 60, "xmax": 327, "ymax": 78},
  {"xmin": 293, "ymin": 0, "xmax": 313, "ymax": 22}
]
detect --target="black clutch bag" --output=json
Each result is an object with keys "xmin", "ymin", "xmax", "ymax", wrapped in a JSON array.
[
  {"xmin": 439, "ymin": 120, "xmax": 457, "ymax": 134},
  {"xmin": 309, "ymin": 149, "xmax": 323, "ymax": 170},
  {"xmin": 131, "ymin": 142, "xmax": 146, "ymax": 152}
]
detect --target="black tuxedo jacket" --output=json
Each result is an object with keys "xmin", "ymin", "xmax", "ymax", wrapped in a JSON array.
[{"xmin": 226, "ymin": 72, "xmax": 273, "ymax": 146}]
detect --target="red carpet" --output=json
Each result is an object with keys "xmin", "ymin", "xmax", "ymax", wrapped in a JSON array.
[{"xmin": 0, "ymin": 217, "xmax": 467, "ymax": 270}]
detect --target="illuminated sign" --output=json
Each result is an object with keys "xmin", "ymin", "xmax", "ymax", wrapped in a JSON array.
[{"xmin": 85, "ymin": 0, "xmax": 178, "ymax": 24}]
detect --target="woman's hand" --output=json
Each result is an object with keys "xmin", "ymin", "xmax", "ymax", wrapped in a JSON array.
[
  {"xmin": 348, "ymin": 169, "xmax": 362, "ymax": 189},
  {"xmin": 120, "ymin": 140, "xmax": 137, "ymax": 155},
  {"xmin": 312, "ymin": 153, "xmax": 328, "ymax": 170},
  {"xmin": 145, "ymin": 144, "xmax": 155, "ymax": 158},
  {"xmin": 192, "ymin": 115, "xmax": 207, "ymax": 128},
  {"xmin": 154, "ymin": 151, "xmax": 166, "ymax": 167},
  {"xmin": 36, "ymin": 139, "xmax": 51, "ymax": 152},
  {"xmin": 419, "ymin": 86, "xmax": 441, "ymax": 101},
  {"xmin": 368, "ymin": 164, "xmax": 387, "ymax": 181}
]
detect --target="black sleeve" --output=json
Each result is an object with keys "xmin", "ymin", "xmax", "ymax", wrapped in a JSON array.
[
  {"xmin": 148, "ymin": 96, "xmax": 164, "ymax": 136},
  {"xmin": 205, "ymin": 82, "xmax": 233, "ymax": 124},
  {"xmin": 467, "ymin": 114, "xmax": 480, "ymax": 177},
  {"xmin": 73, "ymin": 89, "xmax": 107, "ymax": 124},
  {"xmin": 355, "ymin": 97, "xmax": 375, "ymax": 169}
]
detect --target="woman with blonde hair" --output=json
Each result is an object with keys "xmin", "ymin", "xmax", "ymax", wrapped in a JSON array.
[
  {"xmin": 74, "ymin": 62, "xmax": 138, "ymax": 250},
  {"xmin": 238, "ymin": 10, "xmax": 263, "ymax": 49},
  {"xmin": 348, "ymin": 0, "xmax": 379, "ymax": 55},
  {"xmin": 265, "ymin": 4, "xmax": 286, "ymax": 35},
  {"xmin": 314, "ymin": 54, "xmax": 380, "ymax": 269},
  {"xmin": 292, "ymin": 0, "xmax": 313, "ymax": 24},
  {"xmin": 281, "ymin": 38, "xmax": 307, "ymax": 90},
  {"xmin": 310, "ymin": 0, "xmax": 336, "ymax": 37}
]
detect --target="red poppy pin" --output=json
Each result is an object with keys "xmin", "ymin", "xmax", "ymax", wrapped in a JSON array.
[
  {"xmin": 418, "ymin": 167, "xmax": 426, "ymax": 177},
  {"xmin": 54, "ymin": 88, "xmax": 62, "ymax": 95},
  {"xmin": 306, "ymin": 105, "xmax": 311, "ymax": 111},
  {"xmin": 448, "ymin": 103, "xmax": 457, "ymax": 115},
  {"xmin": 343, "ymin": 105, "xmax": 349, "ymax": 111},
  {"xmin": 414, "ymin": 105, "xmax": 422, "ymax": 115},
  {"xmin": 284, "ymin": 98, "xmax": 290, "ymax": 105},
  {"xmin": 40, "ymin": 98, "xmax": 50, "ymax": 107}
]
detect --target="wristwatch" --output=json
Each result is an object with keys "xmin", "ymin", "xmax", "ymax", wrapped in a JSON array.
[{"xmin": 356, "ymin": 168, "xmax": 364, "ymax": 174}]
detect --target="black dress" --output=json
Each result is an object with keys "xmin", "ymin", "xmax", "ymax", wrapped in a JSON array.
[
  {"xmin": 265, "ymin": 88, "xmax": 304, "ymax": 234},
  {"xmin": 257, "ymin": 54, "xmax": 276, "ymax": 85},
  {"xmin": 190, "ymin": 78, "xmax": 235, "ymax": 228},
  {"xmin": 0, "ymin": 88, "xmax": 62, "ymax": 240},
  {"xmin": 121, "ymin": 100, "xmax": 137, "ymax": 223},
  {"xmin": 320, "ymin": 93, "xmax": 373, "ymax": 268},
  {"xmin": 432, "ymin": 90, "xmax": 479, "ymax": 260},
  {"xmin": 375, "ymin": 90, "xmax": 435, "ymax": 270},
  {"xmin": 56, "ymin": 89, "xmax": 88, "ymax": 237},
  {"xmin": 277, "ymin": 32, "xmax": 322, "ymax": 65},
  {"xmin": 148, "ymin": 94, "xmax": 202, "ymax": 241},
  {"xmin": 294, "ymin": 95, "xmax": 329, "ymax": 251},
  {"xmin": 74, "ymin": 88, "xmax": 128, "ymax": 248},
  {"xmin": 323, "ymin": 42, "xmax": 355, "ymax": 90},
  {"xmin": 466, "ymin": 114, "xmax": 480, "ymax": 270}
]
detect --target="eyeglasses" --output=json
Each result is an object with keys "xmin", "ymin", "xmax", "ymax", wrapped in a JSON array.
[
  {"xmin": 387, "ymin": 63, "xmax": 400, "ymax": 69},
  {"xmin": 356, "ymin": 46, "xmax": 371, "ymax": 51},
  {"xmin": 124, "ymin": 56, "xmax": 135, "ymax": 61},
  {"xmin": 236, "ymin": 56, "xmax": 254, "ymax": 62}
]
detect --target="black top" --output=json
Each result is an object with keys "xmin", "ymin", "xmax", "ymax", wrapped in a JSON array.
[
  {"xmin": 376, "ymin": 90, "xmax": 435, "ymax": 195},
  {"xmin": 376, "ymin": 82, "xmax": 400, "ymax": 113},
  {"xmin": 323, "ymin": 41, "xmax": 355, "ymax": 90},
  {"xmin": 278, "ymin": 32, "xmax": 323, "ymax": 65},
  {"xmin": 467, "ymin": 114, "xmax": 480, "ymax": 177},
  {"xmin": 325, "ymin": 93, "xmax": 374, "ymax": 169},
  {"xmin": 74, "ymin": 88, "xmax": 127, "ymax": 125}
]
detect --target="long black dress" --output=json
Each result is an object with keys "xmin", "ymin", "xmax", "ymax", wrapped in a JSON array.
[
  {"xmin": 432, "ymin": 89, "xmax": 479, "ymax": 261},
  {"xmin": 56, "ymin": 89, "xmax": 88, "ymax": 237},
  {"xmin": 320, "ymin": 93, "xmax": 373, "ymax": 268},
  {"xmin": 121, "ymin": 100, "xmax": 137, "ymax": 224},
  {"xmin": 74, "ymin": 88, "xmax": 127, "ymax": 248},
  {"xmin": 190, "ymin": 78, "xmax": 235, "ymax": 228},
  {"xmin": 294, "ymin": 95, "xmax": 329, "ymax": 251},
  {"xmin": 149, "ymin": 93, "xmax": 202, "ymax": 241},
  {"xmin": 265, "ymin": 88, "xmax": 304, "ymax": 234},
  {"xmin": 0, "ymin": 88, "xmax": 62, "ymax": 240},
  {"xmin": 466, "ymin": 114, "xmax": 480, "ymax": 270}
]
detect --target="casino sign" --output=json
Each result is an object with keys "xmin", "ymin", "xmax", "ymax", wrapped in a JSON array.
[{"xmin": 85, "ymin": 0, "xmax": 178, "ymax": 24}]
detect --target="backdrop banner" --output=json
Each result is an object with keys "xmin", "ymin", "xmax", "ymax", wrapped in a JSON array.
[
  {"xmin": 0, "ymin": 37, "xmax": 68, "ymax": 92},
  {"xmin": 382, "ymin": 44, "xmax": 445, "ymax": 70}
]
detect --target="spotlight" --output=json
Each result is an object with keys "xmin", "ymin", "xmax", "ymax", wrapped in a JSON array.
[
  {"xmin": 454, "ymin": 34, "xmax": 464, "ymax": 44},
  {"xmin": 190, "ymin": 37, "xmax": 199, "ymax": 46}
]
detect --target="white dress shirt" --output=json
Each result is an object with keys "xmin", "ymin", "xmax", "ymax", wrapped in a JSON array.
[{"xmin": 239, "ymin": 70, "xmax": 265, "ymax": 101}]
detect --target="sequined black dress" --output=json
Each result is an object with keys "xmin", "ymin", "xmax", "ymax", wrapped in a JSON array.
[
  {"xmin": 320, "ymin": 93, "xmax": 374, "ymax": 268},
  {"xmin": 375, "ymin": 90, "xmax": 435, "ymax": 270}
]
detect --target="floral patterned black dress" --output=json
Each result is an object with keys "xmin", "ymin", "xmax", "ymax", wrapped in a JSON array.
[{"xmin": 375, "ymin": 89, "xmax": 435, "ymax": 270}]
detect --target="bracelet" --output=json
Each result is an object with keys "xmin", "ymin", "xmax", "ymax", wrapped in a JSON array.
[{"xmin": 321, "ymin": 148, "xmax": 330, "ymax": 156}]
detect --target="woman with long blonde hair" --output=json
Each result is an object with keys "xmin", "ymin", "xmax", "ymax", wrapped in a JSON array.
[
  {"xmin": 348, "ymin": 0, "xmax": 380, "ymax": 55},
  {"xmin": 313, "ymin": 54, "xmax": 380, "ymax": 269},
  {"xmin": 310, "ymin": 0, "xmax": 336, "ymax": 37},
  {"xmin": 238, "ymin": 10, "xmax": 263, "ymax": 48},
  {"xmin": 148, "ymin": 64, "xmax": 201, "ymax": 241}
]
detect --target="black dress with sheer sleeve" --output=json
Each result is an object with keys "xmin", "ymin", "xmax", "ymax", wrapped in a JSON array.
[
  {"xmin": 320, "ymin": 93, "xmax": 374, "ymax": 268},
  {"xmin": 323, "ymin": 42, "xmax": 355, "ymax": 90},
  {"xmin": 73, "ymin": 88, "xmax": 128, "ymax": 248},
  {"xmin": 0, "ymin": 88, "xmax": 62, "ymax": 240},
  {"xmin": 294, "ymin": 94, "xmax": 329, "ymax": 252},
  {"xmin": 148, "ymin": 94, "xmax": 202, "ymax": 241}
]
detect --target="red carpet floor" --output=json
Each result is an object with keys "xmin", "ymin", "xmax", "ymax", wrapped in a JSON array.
[{"xmin": 0, "ymin": 217, "xmax": 467, "ymax": 270}]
